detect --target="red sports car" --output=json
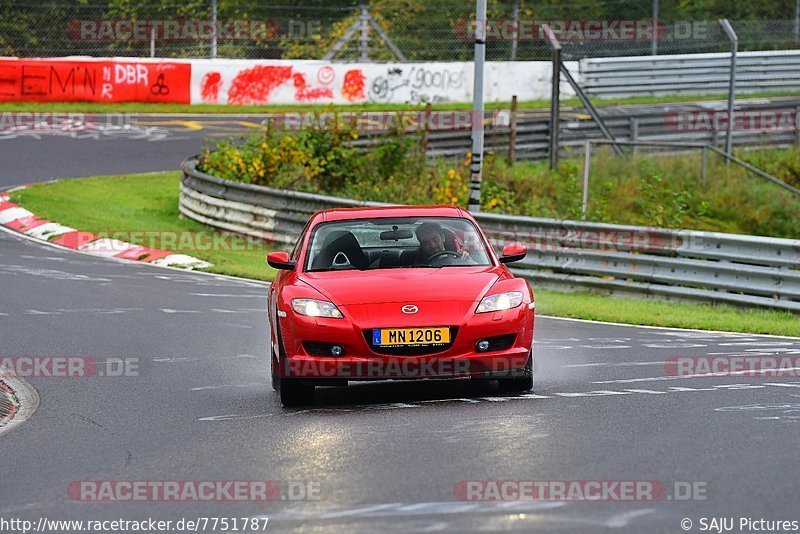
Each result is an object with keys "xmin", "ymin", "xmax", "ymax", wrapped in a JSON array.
[{"xmin": 267, "ymin": 206, "xmax": 535, "ymax": 406}]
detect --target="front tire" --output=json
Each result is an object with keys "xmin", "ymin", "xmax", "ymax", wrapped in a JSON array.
[
  {"xmin": 280, "ymin": 379, "xmax": 315, "ymax": 406},
  {"xmin": 497, "ymin": 351, "xmax": 533, "ymax": 393}
]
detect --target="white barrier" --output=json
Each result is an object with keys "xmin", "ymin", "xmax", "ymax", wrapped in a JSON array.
[{"xmin": 189, "ymin": 59, "xmax": 577, "ymax": 105}]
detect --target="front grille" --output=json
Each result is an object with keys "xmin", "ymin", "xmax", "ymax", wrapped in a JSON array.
[{"xmin": 364, "ymin": 328, "xmax": 458, "ymax": 356}]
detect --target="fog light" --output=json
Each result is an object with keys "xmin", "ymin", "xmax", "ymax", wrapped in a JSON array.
[
  {"xmin": 330, "ymin": 345, "xmax": 344, "ymax": 357},
  {"xmin": 476, "ymin": 340, "xmax": 490, "ymax": 352}
]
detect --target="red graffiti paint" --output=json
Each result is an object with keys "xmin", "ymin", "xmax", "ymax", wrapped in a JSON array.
[
  {"xmin": 292, "ymin": 72, "xmax": 333, "ymax": 101},
  {"xmin": 0, "ymin": 59, "xmax": 190, "ymax": 103},
  {"xmin": 227, "ymin": 65, "xmax": 293, "ymax": 105},
  {"xmin": 341, "ymin": 69, "xmax": 366, "ymax": 102},
  {"xmin": 200, "ymin": 71, "xmax": 222, "ymax": 103}
]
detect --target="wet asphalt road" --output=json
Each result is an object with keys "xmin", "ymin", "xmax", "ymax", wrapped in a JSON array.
[{"xmin": 1, "ymin": 112, "xmax": 799, "ymax": 533}]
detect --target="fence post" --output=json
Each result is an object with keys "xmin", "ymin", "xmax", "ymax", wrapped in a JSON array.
[
  {"xmin": 796, "ymin": 105, "xmax": 800, "ymax": 145},
  {"xmin": 210, "ymin": 0, "xmax": 218, "ymax": 59},
  {"xmin": 629, "ymin": 117, "xmax": 639, "ymax": 155},
  {"xmin": 421, "ymin": 102, "xmax": 432, "ymax": 158},
  {"xmin": 582, "ymin": 140, "xmax": 591, "ymax": 220},
  {"xmin": 543, "ymin": 25, "xmax": 561, "ymax": 171},
  {"xmin": 651, "ymin": 0, "xmax": 659, "ymax": 55},
  {"xmin": 508, "ymin": 95, "xmax": 518, "ymax": 164},
  {"xmin": 701, "ymin": 146, "xmax": 708, "ymax": 186},
  {"xmin": 719, "ymin": 19, "xmax": 738, "ymax": 164},
  {"xmin": 510, "ymin": 0, "xmax": 520, "ymax": 60},
  {"xmin": 468, "ymin": 0, "xmax": 487, "ymax": 213}
]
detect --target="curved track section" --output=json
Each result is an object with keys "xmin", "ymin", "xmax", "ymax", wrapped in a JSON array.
[{"xmin": 1, "ymin": 123, "xmax": 799, "ymax": 533}]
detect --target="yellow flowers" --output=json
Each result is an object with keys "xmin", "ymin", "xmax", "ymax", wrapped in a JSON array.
[{"xmin": 434, "ymin": 168, "xmax": 468, "ymax": 206}]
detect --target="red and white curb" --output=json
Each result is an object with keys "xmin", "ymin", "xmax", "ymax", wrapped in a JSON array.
[
  {"xmin": 0, "ymin": 188, "xmax": 212, "ymax": 270},
  {"xmin": 0, "ymin": 368, "xmax": 39, "ymax": 438}
]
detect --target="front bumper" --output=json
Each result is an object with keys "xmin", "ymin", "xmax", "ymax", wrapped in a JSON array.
[{"xmin": 276, "ymin": 306, "xmax": 534, "ymax": 381}]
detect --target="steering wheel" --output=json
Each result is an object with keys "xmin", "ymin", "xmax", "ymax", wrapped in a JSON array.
[{"xmin": 425, "ymin": 250, "xmax": 462, "ymax": 265}]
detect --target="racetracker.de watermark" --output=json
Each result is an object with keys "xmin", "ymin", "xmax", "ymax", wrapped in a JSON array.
[
  {"xmin": 70, "ymin": 231, "xmax": 269, "ymax": 252},
  {"xmin": 68, "ymin": 480, "xmax": 320, "ymax": 502},
  {"xmin": 269, "ymin": 110, "xmax": 502, "ymax": 133},
  {"xmin": 453, "ymin": 19, "xmax": 710, "ymax": 42},
  {"xmin": 68, "ymin": 19, "xmax": 280, "ymax": 41},
  {"xmin": 666, "ymin": 356, "xmax": 800, "ymax": 378},
  {"xmin": 665, "ymin": 109, "xmax": 800, "ymax": 132},
  {"xmin": 279, "ymin": 356, "xmax": 531, "ymax": 379},
  {"xmin": 0, "ymin": 356, "xmax": 139, "ymax": 378},
  {"xmin": 0, "ymin": 113, "xmax": 135, "ymax": 133},
  {"xmin": 454, "ymin": 480, "xmax": 707, "ymax": 502}
]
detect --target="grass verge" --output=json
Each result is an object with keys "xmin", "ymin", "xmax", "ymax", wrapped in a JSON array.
[
  {"xmin": 535, "ymin": 289, "xmax": 799, "ymax": 337},
  {"xmin": 9, "ymin": 173, "xmax": 799, "ymax": 337},
  {"xmin": 1, "ymin": 90, "xmax": 799, "ymax": 114},
  {"xmin": 10, "ymin": 172, "xmax": 275, "ymax": 281}
]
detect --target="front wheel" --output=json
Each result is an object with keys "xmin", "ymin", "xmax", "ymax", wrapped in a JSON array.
[
  {"xmin": 280, "ymin": 379, "xmax": 315, "ymax": 407},
  {"xmin": 497, "ymin": 351, "xmax": 533, "ymax": 393}
]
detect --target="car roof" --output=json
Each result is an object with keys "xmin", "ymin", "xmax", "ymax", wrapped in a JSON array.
[{"xmin": 316, "ymin": 205, "xmax": 469, "ymax": 223}]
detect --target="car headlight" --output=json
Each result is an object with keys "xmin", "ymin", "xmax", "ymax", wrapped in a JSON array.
[
  {"xmin": 291, "ymin": 298, "xmax": 344, "ymax": 318},
  {"xmin": 476, "ymin": 291, "xmax": 524, "ymax": 313}
]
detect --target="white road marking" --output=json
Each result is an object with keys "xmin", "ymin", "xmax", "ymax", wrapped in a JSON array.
[{"xmin": 198, "ymin": 413, "xmax": 274, "ymax": 421}]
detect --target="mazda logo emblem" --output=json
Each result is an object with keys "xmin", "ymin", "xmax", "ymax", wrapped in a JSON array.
[{"xmin": 401, "ymin": 304, "xmax": 418, "ymax": 314}]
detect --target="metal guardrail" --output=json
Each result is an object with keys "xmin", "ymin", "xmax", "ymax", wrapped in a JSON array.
[
  {"xmin": 180, "ymin": 158, "xmax": 800, "ymax": 312},
  {"xmin": 579, "ymin": 50, "xmax": 800, "ymax": 99},
  {"xmin": 353, "ymin": 97, "xmax": 800, "ymax": 162}
]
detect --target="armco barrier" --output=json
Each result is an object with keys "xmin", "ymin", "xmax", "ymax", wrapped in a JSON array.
[
  {"xmin": 180, "ymin": 158, "xmax": 800, "ymax": 312},
  {"xmin": 580, "ymin": 50, "xmax": 800, "ymax": 98}
]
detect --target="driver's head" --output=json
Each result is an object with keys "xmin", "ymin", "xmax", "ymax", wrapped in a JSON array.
[{"xmin": 416, "ymin": 222, "xmax": 445, "ymax": 258}]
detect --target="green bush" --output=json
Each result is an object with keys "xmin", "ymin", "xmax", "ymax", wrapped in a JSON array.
[{"xmin": 199, "ymin": 133, "xmax": 800, "ymax": 239}]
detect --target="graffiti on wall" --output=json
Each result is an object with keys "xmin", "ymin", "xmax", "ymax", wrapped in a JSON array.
[
  {"xmin": 0, "ymin": 60, "xmax": 190, "ymax": 103},
  {"xmin": 369, "ymin": 65, "xmax": 468, "ymax": 104},
  {"xmin": 197, "ymin": 64, "xmax": 366, "ymax": 105}
]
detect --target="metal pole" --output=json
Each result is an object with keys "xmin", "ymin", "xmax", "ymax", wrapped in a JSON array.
[
  {"xmin": 630, "ymin": 117, "xmax": 639, "ymax": 155},
  {"xmin": 719, "ymin": 19, "xmax": 737, "ymax": 163},
  {"xmin": 359, "ymin": 1, "xmax": 370, "ymax": 62},
  {"xmin": 582, "ymin": 140, "xmax": 591, "ymax": 220},
  {"xmin": 210, "ymin": 0, "xmax": 217, "ymax": 59},
  {"xmin": 510, "ymin": 0, "xmax": 520, "ymax": 61},
  {"xmin": 150, "ymin": 26, "xmax": 155, "ymax": 58},
  {"xmin": 543, "ymin": 24, "xmax": 561, "ymax": 170},
  {"xmin": 652, "ymin": 0, "xmax": 659, "ymax": 55},
  {"xmin": 468, "ymin": 0, "xmax": 487, "ymax": 213}
]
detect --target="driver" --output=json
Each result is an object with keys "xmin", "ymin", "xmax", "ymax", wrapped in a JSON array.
[{"xmin": 413, "ymin": 222, "xmax": 473, "ymax": 265}]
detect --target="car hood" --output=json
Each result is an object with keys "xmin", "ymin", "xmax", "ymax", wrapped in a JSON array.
[{"xmin": 300, "ymin": 267, "xmax": 500, "ymax": 306}]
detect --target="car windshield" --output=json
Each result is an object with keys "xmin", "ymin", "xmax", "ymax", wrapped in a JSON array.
[{"xmin": 305, "ymin": 217, "xmax": 493, "ymax": 272}]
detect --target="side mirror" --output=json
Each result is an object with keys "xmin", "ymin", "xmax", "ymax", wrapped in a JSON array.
[
  {"xmin": 499, "ymin": 243, "xmax": 527, "ymax": 264},
  {"xmin": 267, "ymin": 251, "xmax": 297, "ymax": 271}
]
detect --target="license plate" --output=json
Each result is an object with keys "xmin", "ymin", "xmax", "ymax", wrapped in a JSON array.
[{"xmin": 373, "ymin": 327, "xmax": 450, "ymax": 346}]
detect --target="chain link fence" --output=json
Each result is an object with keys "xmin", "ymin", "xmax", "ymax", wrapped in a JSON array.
[{"xmin": 3, "ymin": 0, "xmax": 800, "ymax": 61}]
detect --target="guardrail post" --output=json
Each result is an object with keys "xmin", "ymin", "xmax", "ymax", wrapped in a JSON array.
[
  {"xmin": 508, "ymin": 95, "xmax": 518, "ymax": 164},
  {"xmin": 719, "ymin": 19, "xmax": 738, "ymax": 165},
  {"xmin": 582, "ymin": 140, "xmax": 591, "ymax": 220}
]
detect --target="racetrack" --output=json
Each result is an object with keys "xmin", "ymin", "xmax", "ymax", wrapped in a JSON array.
[{"xmin": 1, "ymin": 120, "xmax": 799, "ymax": 533}]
